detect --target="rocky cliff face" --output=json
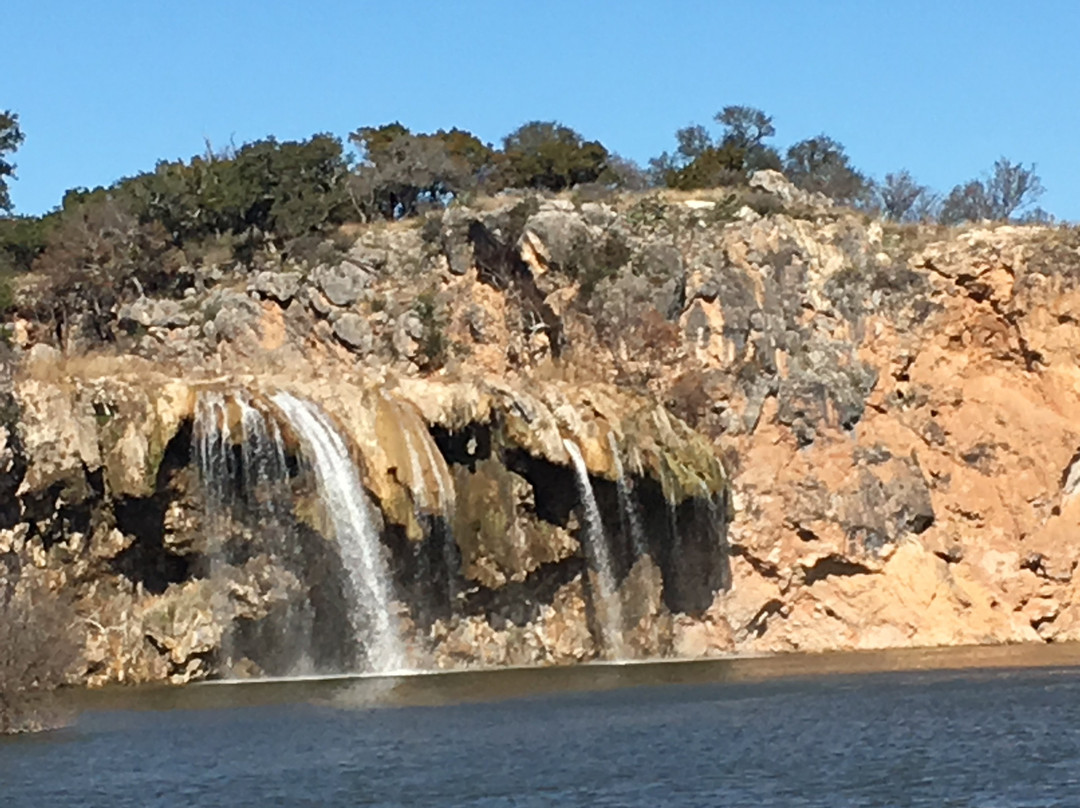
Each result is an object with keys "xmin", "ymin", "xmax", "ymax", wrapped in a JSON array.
[{"xmin": 4, "ymin": 171, "xmax": 1080, "ymax": 685}]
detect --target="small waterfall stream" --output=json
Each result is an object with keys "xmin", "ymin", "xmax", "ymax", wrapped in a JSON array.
[
  {"xmin": 563, "ymin": 438, "xmax": 625, "ymax": 659},
  {"xmin": 194, "ymin": 392, "xmax": 230, "ymax": 513},
  {"xmin": 194, "ymin": 391, "xmax": 309, "ymax": 673},
  {"xmin": 237, "ymin": 397, "xmax": 286, "ymax": 494},
  {"xmin": 608, "ymin": 433, "xmax": 648, "ymax": 558},
  {"xmin": 271, "ymin": 392, "xmax": 407, "ymax": 673}
]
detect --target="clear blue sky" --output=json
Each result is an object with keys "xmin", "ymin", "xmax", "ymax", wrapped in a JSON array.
[{"xmin": 6, "ymin": 0, "xmax": 1080, "ymax": 219}]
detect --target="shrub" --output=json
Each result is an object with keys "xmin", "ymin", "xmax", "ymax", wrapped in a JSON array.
[
  {"xmin": 118, "ymin": 134, "xmax": 352, "ymax": 246},
  {"xmin": 0, "ymin": 569, "xmax": 82, "ymax": 734},
  {"xmin": 939, "ymin": 158, "xmax": 1045, "ymax": 224},
  {"xmin": 876, "ymin": 170, "xmax": 938, "ymax": 222},
  {"xmin": 498, "ymin": 121, "xmax": 611, "ymax": 192},
  {"xmin": 0, "ymin": 271, "xmax": 13, "ymax": 314},
  {"xmin": 348, "ymin": 124, "xmax": 492, "ymax": 219},
  {"xmin": 0, "ymin": 215, "xmax": 54, "ymax": 273},
  {"xmin": 784, "ymin": 134, "xmax": 869, "ymax": 205},
  {"xmin": 651, "ymin": 107, "xmax": 781, "ymax": 190},
  {"xmin": 413, "ymin": 290, "xmax": 448, "ymax": 369},
  {"xmin": 33, "ymin": 195, "xmax": 187, "ymax": 340}
]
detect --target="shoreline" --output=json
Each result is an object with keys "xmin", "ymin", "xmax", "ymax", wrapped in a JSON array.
[{"xmin": 65, "ymin": 641, "xmax": 1080, "ymax": 715}]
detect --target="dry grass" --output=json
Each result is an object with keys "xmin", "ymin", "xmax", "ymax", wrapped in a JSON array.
[{"xmin": 17, "ymin": 348, "xmax": 178, "ymax": 387}]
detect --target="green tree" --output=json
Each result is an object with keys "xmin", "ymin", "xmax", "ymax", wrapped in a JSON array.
[
  {"xmin": 498, "ymin": 121, "xmax": 610, "ymax": 192},
  {"xmin": 123, "ymin": 134, "xmax": 352, "ymax": 243},
  {"xmin": 785, "ymin": 134, "xmax": 868, "ymax": 205},
  {"xmin": 0, "ymin": 215, "xmax": 54, "ymax": 273},
  {"xmin": 0, "ymin": 110, "xmax": 25, "ymax": 214},
  {"xmin": 348, "ymin": 123, "xmax": 493, "ymax": 219},
  {"xmin": 650, "ymin": 125, "xmax": 745, "ymax": 190},
  {"xmin": 652, "ymin": 107, "xmax": 779, "ymax": 190},
  {"xmin": 714, "ymin": 105, "xmax": 781, "ymax": 171}
]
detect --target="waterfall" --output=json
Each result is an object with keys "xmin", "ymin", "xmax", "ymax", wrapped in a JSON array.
[
  {"xmin": 194, "ymin": 392, "xmax": 230, "ymax": 513},
  {"xmin": 195, "ymin": 392, "xmax": 290, "ymax": 516},
  {"xmin": 270, "ymin": 392, "xmax": 407, "ymax": 674},
  {"xmin": 237, "ymin": 397, "xmax": 287, "ymax": 495},
  {"xmin": 563, "ymin": 438, "xmax": 625, "ymax": 659},
  {"xmin": 607, "ymin": 433, "xmax": 648, "ymax": 558}
]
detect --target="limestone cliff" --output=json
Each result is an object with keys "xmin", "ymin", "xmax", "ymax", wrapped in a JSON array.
[{"xmin": 4, "ymin": 170, "xmax": 1080, "ymax": 684}]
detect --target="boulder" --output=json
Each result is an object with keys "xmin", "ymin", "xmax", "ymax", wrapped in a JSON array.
[
  {"xmin": 332, "ymin": 312, "xmax": 374, "ymax": 354},
  {"xmin": 249, "ymin": 271, "xmax": 302, "ymax": 305},
  {"xmin": 314, "ymin": 261, "xmax": 372, "ymax": 307},
  {"xmin": 392, "ymin": 312, "xmax": 424, "ymax": 359},
  {"xmin": 118, "ymin": 297, "xmax": 193, "ymax": 329},
  {"xmin": 205, "ymin": 289, "xmax": 262, "ymax": 342}
]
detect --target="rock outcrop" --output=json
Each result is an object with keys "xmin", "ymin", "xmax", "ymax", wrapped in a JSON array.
[{"xmin": 4, "ymin": 173, "xmax": 1080, "ymax": 685}]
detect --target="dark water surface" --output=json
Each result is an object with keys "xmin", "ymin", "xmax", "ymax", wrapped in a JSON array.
[{"xmin": 5, "ymin": 645, "xmax": 1080, "ymax": 807}]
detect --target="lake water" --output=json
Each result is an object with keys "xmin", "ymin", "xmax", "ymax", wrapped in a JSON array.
[{"xmin": 5, "ymin": 644, "xmax": 1080, "ymax": 807}]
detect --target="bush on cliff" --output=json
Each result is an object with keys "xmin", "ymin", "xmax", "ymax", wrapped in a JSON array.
[
  {"xmin": 874, "ymin": 170, "xmax": 939, "ymax": 222},
  {"xmin": 348, "ymin": 123, "xmax": 494, "ymax": 219},
  {"xmin": 651, "ymin": 106, "xmax": 781, "ymax": 190},
  {"xmin": 784, "ymin": 134, "xmax": 869, "ymax": 206},
  {"xmin": 939, "ymin": 158, "xmax": 1046, "ymax": 224},
  {"xmin": 0, "ymin": 569, "xmax": 82, "ymax": 734},
  {"xmin": 122, "ymin": 134, "xmax": 353, "ymax": 244},
  {"xmin": 498, "ymin": 121, "xmax": 612, "ymax": 192},
  {"xmin": 32, "ymin": 193, "xmax": 187, "ymax": 341}
]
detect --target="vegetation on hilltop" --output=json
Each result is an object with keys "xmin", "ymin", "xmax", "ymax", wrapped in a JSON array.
[{"xmin": 0, "ymin": 104, "xmax": 1053, "ymax": 332}]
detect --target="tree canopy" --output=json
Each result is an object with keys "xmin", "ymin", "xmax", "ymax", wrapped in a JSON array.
[
  {"xmin": 0, "ymin": 102, "xmax": 1061, "ymax": 309},
  {"xmin": 939, "ymin": 158, "xmax": 1045, "ymax": 224},
  {"xmin": 784, "ymin": 135, "xmax": 868, "ymax": 205},
  {"xmin": 0, "ymin": 110, "xmax": 25, "ymax": 214},
  {"xmin": 499, "ymin": 121, "xmax": 611, "ymax": 192},
  {"xmin": 651, "ymin": 106, "xmax": 781, "ymax": 190},
  {"xmin": 348, "ymin": 124, "xmax": 494, "ymax": 219}
]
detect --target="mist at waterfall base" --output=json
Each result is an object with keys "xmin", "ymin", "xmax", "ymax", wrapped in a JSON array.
[{"xmin": 6, "ymin": 658, "xmax": 1080, "ymax": 807}]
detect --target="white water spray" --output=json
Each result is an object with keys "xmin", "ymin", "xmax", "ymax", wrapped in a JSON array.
[
  {"xmin": 563, "ymin": 438, "xmax": 625, "ymax": 658},
  {"xmin": 271, "ymin": 392, "xmax": 407, "ymax": 673}
]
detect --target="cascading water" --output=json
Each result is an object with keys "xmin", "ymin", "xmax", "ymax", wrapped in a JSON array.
[
  {"xmin": 194, "ymin": 392, "xmax": 230, "ymax": 514},
  {"xmin": 194, "ymin": 390, "xmax": 313, "ymax": 674},
  {"xmin": 270, "ymin": 392, "xmax": 407, "ymax": 673},
  {"xmin": 607, "ymin": 432, "xmax": 648, "ymax": 558},
  {"xmin": 563, "ymin": 438, "xmax": 625, "ymax": 659},
  {"xmin": 237, "ymin": 397, "xmax": 288, "ymax": 495}
]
